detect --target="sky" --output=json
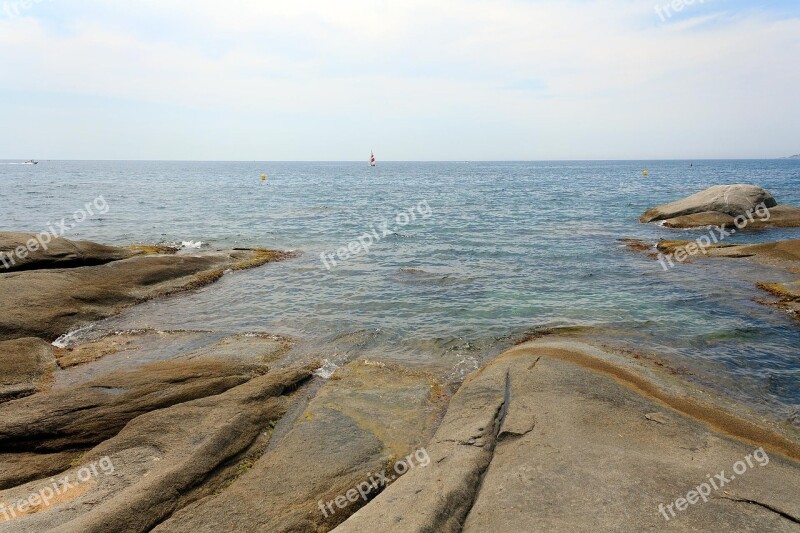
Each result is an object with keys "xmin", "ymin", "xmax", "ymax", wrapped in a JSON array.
[{"xmin": 0, "ymin": 0, "xmax": 798, "ymax": 161}]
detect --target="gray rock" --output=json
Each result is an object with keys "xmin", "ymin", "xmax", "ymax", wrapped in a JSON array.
[
  {"xmin": 337, "ymin": 343, "xmax": 800, "ymax": 532},
  {"xmin": 661, "ymin": 205, "xmax": 800, "ymax": 229},
  {"xmin": 335, "ymin": 355, "xmax": 508, "ymax": 533},
  {"xmin": 640, "ymin": 184, "xmax": 777, "ymax": 223}
]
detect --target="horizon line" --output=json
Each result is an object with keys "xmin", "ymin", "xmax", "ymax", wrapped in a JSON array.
[{"xmin": 1, "ymin": 157, "xmax": 798, "ymax": 163}]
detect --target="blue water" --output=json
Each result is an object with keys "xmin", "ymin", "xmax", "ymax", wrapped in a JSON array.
[{"xmin": 2, "ymin": 160, "xmax": 799, "ymax": 423}]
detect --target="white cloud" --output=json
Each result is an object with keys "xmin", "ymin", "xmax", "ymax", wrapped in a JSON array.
[{"xmin": 0, "ymin": 0, "xmax": 798, "ymax": 159}]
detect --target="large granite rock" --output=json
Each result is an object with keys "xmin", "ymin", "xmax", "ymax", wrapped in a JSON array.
[
  {"xmin": 154, "ymin": 361, "xmax": 447, "ymax": 533},
  {"xmin": 0, "ymin": 338, "xmax": 56, "ymax": 403},
  {"xmin": 336, "ymin": 342, "xmax": 800, "ymax": 532},
  {"xmin": 334, "ymin": 352, "xmax": 508, "ymax": 533},
  {"xmin": 640, "ymin": 184, "xmax": 778, "ymax": 223}
]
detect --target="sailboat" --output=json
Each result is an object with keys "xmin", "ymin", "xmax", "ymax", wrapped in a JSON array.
[{"xmin": 369, "ymin": 151, "xmax": 376, "ymax": 167}]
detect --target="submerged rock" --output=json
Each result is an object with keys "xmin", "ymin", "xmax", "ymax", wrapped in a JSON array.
[
  {"xmin": 640, "ymin": 184, "xmax": 779, "ymax": 224},
  {"xmin": 651, "ymin": 239, "xmax": 800, "ymax": 320},
  {"xmin": 0, "ymin": 248, "xmax": 293, "ymax": 342}
]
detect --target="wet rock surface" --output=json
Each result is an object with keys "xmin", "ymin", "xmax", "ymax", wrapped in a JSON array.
[{"xmin": 53, "ymin": 331, "xmax": 293, "ymax": 388}]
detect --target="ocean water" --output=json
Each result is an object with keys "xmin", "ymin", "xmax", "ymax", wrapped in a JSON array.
[{"xmin": 2, "ymin": 160, "xmax": 799, "ymax": 424}]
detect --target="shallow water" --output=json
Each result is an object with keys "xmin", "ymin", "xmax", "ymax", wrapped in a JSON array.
[{"xmin": 2, "ymin": 160, "xmax": 799, "ymax": 423}]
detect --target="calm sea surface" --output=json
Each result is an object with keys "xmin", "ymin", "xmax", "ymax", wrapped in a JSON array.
[{"xmin": 2, "ymin": 160, "xmax": 799, "ymax": 423}]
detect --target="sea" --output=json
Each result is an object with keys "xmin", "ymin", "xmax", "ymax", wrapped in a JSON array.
[{"xmin": 2, "ymin": 160, "xmax": 798, "ymax": 426}]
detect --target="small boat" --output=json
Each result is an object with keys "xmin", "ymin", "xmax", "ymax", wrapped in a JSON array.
[
  {"xmin": 23, "ymin": 160, "xmax": 38, "ymax": 165},
  {"xmin": 369, "ymin": 151, "xmax": 376, "ymax": 167}
]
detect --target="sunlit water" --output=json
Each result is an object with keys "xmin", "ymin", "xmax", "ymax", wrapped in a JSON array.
[{"xmin": 2, "ymin": 160, "xmax": 799, "ymax": 424}]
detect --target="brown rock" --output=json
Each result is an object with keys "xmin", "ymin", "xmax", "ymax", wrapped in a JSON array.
[
  {"xmin": 0, "ymin": 358, "xmax": 268, "ymax": 453},
  {"xmin": 0, "ymin": 365, "xmax": 315, "ymax": 532},
  {"xmin": 0, "ymin": 338, "xmax": 56, "ymax": 403},
  {"xmin": 155, "ymin": 361, "xmax": 447, "ymax": 533},
  {"xmin": 0, "ymin": 232, "xmax": 136, "ymax": 273}
]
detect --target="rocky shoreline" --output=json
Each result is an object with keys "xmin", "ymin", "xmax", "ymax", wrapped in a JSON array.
[{"xmin": 2, "ymin": 205, "xmax": 800, "ymax": 531}]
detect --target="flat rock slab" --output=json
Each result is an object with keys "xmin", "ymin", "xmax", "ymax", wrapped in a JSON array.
[
  {"xmin": 0, "ymin": 249, "xmax": 287, "ymax": 342},
  {"xmin": 640, "ymin": 184, "xmax": 779, "ymax": 224},
  {"xmin": 0, "ymin": 338, "xmax": 56, "ymax": 402},
  {"xmin": 0, "ymin": 365, "xmax": 315, "ymax": 533},
  {"xmin": 0, "ymin": 357, "xmax": 267, "ymax": 456},
  {"xmin": 661, "ymin": 205, "xmax": 800, "ymax": 229},
  {"xmin": 54, "ymin": 330, "xmax": 293, "ymax": 388},
  {"xmin": 155, "ymin": 361, "xmax": 447, "ymax": 533},
  {"xmin": 337, "ymin": 343, "xmax": 800, "ymax": 532},
  {"xmin": 0, "ymin": 232, "xmax": 137, "ymax": 273}
]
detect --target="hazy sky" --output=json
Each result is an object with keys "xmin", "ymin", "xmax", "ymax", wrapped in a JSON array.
[{"xmin": 1, "ymin": 0, "xmax": 798, "ymax": 160}]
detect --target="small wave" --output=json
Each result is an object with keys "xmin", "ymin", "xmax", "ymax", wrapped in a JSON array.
[
  {"xmin": 314, "ymin": 359, "xmax": 339, "ymax": 379},
  {"xmin": 155, "ymin": 240, "xmax": 206, "ymax": 250},
  {"xmin": 52, "ymin": 324, "xmax": 97, "ymax": 348}
]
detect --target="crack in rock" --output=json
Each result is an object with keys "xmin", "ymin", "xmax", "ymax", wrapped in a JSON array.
[{"xmin": 720, "ymin": 496, "xmax": 800, "ymax": 524}]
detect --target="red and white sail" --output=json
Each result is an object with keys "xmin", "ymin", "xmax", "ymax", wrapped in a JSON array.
[{"xmin": 370, "ymin": 151, "xmax": 376, "ymax": 166}]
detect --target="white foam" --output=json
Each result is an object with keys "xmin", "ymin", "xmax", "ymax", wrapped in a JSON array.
[
  {"xmin": 314, "ymin": 359, "xmax": 339, "ymax": 379},
  {"xmin": 52, "ymin": 324, "xmax": 95, "ymax": 348}
]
